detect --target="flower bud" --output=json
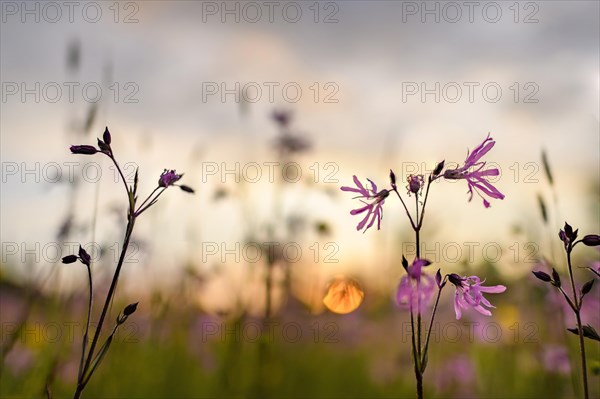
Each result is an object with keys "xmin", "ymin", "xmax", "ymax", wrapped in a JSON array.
[
  {"xmin": 581, "ymin": 279, "xmax": 594, "ymax": 296},
  {"xmin": 532, "ymin": 271, "xmax": 551, "ymax": 282},
  {"xmin": 97, "ymin": 138, "xmax": 111, "ymax": 153},
  {"xmin": 70, "ymin": 145, "xmax": 97, "ymax": 155},
  {"xmin": 432, "ymin": 160, "xmax": 445, "ymax": 177},
  {"xmin": 435, "ymin": 269, "xmax": 445, "ymax": 288},
  {"xmin": 123, "ymin": 302, "xmax": 138, "ymax": 316},
  {"xmin": 103, "ymin": 126, "xmax": 112, "ymax": 145},
  {"xmin": 401, "ymin": 255, "xmax": 408, "ymax": 271},
  {"xmin": 389, "ymin": 169, "xmax": 397, "ymax": 189},
  {"xmin": 448, "ymin": 273, "xmax": 464, "ymax": 287},
  {"xmin": 551, "ymin": 268, "xmax": 561, "ymax": 288},
  {"xmin": 62, "ymin": 255, "xmax": 78, "ymax": 264},
  {"xmin": 78, "ymin": 245, "xmax": 91, "ymax": 266},
  {"xmin": 562, "ymin": 222, "xmax": 578, "ymax": 242},
  {"xmin": 559, "ymin": 230, "xmax": 567, "ymax": 244},
  {"xmin": 179, "ymin": 185, "xmax": 195, "ymax": 194},
  {"xmin": 582, "ymin": 235, "xmax": 600, "ymax": 246}
]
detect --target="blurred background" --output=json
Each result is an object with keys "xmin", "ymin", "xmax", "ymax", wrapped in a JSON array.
[{"xmin": 1, "ymin": 1, "xmax": 599, "ymax": 398}]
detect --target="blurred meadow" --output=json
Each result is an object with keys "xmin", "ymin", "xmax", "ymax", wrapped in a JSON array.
[{"xmin": 1, "ymin": 1, "xmax": 599, "ymax": 398}]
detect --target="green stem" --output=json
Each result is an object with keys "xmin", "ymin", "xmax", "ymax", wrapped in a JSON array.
[{"xmin": 566, "ymin": 249, "xmax": 588, "ymax": 399}]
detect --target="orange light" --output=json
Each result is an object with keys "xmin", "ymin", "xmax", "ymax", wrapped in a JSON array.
[{"xmin": 323, "ymin": 276, "xmax": 365, "ymax": 314}]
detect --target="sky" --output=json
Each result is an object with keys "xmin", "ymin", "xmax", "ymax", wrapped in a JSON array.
[{"xmin": 1, "ymin": 1, "xmax": 599, "ymax": 300}]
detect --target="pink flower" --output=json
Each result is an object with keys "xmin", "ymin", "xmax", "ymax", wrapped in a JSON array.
[
  {"xmin": 443, "ymin": 134, "xmax": 505, "ymax": 208},
  {"xmin": 448, "ymin": 274, "xmax": 506, "ymax": 320},
  {"xmin": 341, "ymin": 175, "xmax": 389, "ymax": 233},
  {"xmin": 396, "ymin": 259, "xmax": 435, "ymax": 313}
]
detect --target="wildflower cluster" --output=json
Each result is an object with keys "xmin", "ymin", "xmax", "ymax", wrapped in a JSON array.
[{"xmin": 341, "ymin": 134, "xmax": 506, "ymax": 398}]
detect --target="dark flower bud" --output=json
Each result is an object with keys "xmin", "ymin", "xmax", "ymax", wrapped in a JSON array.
[
  {"xmin": 532, "ymin": 271, "xmax": 551, "ymax": 282},
  {"xmin": 570, "ymin": 325, "xmax": 600, "ymax": 342},
  {"xmin": 448, "ymin": 273, "xmax": 464, "ymax": 287},
  {"xmin": 559, "ymin": 230, "xmax": 567, "ymax": 244},
  {"xmin": 433, "ymin": 160, "xmax": 445, "ymax": 177},
  {"xmin": 435, "ymin": 269, "xmax": 445, "ymax": 288},
  {"xmin": 582, "ymin": 325, "xmax": 600, "ymax": 341},
  {"xmin": 389, "ymin": 169, "xmax": 397, "ymax": 189},
  {"xmin": 62, "ymin": 254, "xmax": 78, "ymax": 264},
  {"xmin": 103, "ymin": 126, "xmax": 111, "ymax": 145},
  {"xmin": 581, "ymin": 279, "xmax": 595, "ymax": 296},
  {"xmin": 551, "ymin": 268, "xmax": 561, "ymax": 287},
  {"xmin": 179, "ymin": 185, "xmax": 195, "ymax": 194},
  {"xmin": 562, "ymin": 222, "xmax": 578, "ymax": 242},
  {"xmin": 408, "ymin": 175, "xmax": 423, "ymax": 194},
  {"xmin": 78, "ymin": 245, "xmax": 91, "ymax": 266},
  {"xmin": 401, "ymin": 255, "xmax": 408, "ymax": 271},
  {"xmin": 564, "ymin": 222, "xmax": 573, "ymax": 236},
  {"xmin": 123, "ymin": 302, "xmax": 138, "ymax": 316},
  {"xmin": 97, "ymin": 138, "xmax": 111, "ymax": 153},
  {"xmin": 70, "ymin": 145, "xmax": 97, "ymax": 155},
  {"xmin": 582, "ymin": 235, "xmax": 600, "ymax": 246}
]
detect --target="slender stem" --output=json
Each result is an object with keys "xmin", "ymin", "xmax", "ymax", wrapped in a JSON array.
[
  {"xmin": 557, "ymin": 286, "xmax": 577, "ymax": 313},
  {"xmin": 135, "ymin": 187, "xmax": 159, "ymax": 215},
  {"xmin": 135, "ymin": 188, "xmax": 166, "ymax": 216},
  {"xmin": 409, "ymin": 310, "xmax": 422, "ymax": 399},
  {"xmin": 78, "ymin": 158, "xmax": 101, "ymax": 382},
  {"xmin": 393, "ymin": 188, "xmax": 416, "ymax": 230},
  {"xmin": 566, "ymin": 248, "xmax": 579, "ymax": 309},
  {"xmin": 422, "ymin": 282, "xmax": 445, "ymax": 367},
  {"xmin": 417, "ymin": 179, "xmax": 432, "ymax": 229},
  {"xmin": 574, "ymin": 310, "xmax": 589, "ymax": 399},
  {"xmin": 417, "ymin": 311, "xmax": 422, "ymax": 362},
  {"xmin": 108, "ymin": 154, "xmax": 130, "ymax": 197},
  {"xmin": 566, "ymin": 249, "xmax": 588, "ymax": 399},
  {"xmin": 414, "ymin": 196, "xmax": 422, "ymax": 361},
  {"xmin": 77, "ymin": 265, "xmax": 93, "ymax": 382},
  {"xmin": 413, "ymin": 195, "xmax": 423, "ymax": 398},
  {"xmin": 415, "ymin": 195, "xmax": 420, "ymax": 230},
  {"xmin": 78, "ymin": 217, "xmax": 135, "ymax": 394},
  {"xmin": 82, "ymin": 323, "xmax": 119, "ymax": 387}
]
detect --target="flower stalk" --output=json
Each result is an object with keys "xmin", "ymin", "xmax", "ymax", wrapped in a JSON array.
[
  {"xmin": 341, "ymin": 134, "xmax": 507, "ymax": 398},
  {"xmin": 533, "ymin": 224, "xmax": 599, "ymax": 399},
  {"xmin": 66, "ymin": 127, "xmax": 193, "ymax": 399}
]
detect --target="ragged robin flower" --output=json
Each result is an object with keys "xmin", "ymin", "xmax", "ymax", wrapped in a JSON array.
[
  {"xmin": 443, "ymin": 133, "xmax": 505, "ymax": 208},
  {"xmin": 341, "ymin": 175, "xmax": 390, "ymax": 232},
  {"xmin": 448, "ymin": 274, "xmax": 506, "ymax": 320}
]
